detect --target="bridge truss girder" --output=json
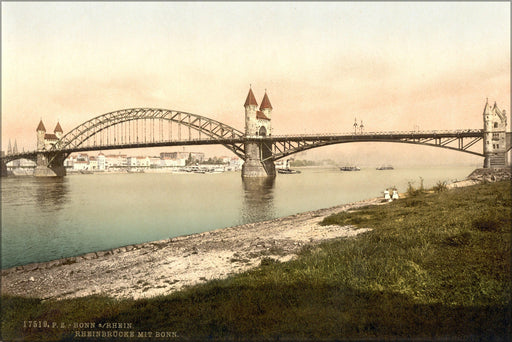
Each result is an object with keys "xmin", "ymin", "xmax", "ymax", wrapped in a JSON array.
[
  {"xmin": 56, "ymin": 138, "xmax": 246, "ymax": 157},
  {"xmin": 262, "ymin": 131, "xmax": 485, "ymax": 161},
  {"xmin": 49, "ymin": 108, "xmax": 246, "ymax": 160}
]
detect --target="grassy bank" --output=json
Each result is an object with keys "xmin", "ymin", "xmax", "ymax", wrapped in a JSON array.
[{"xmin": 2, "ymin": 181, "xmax": 510, "ymax": 341}]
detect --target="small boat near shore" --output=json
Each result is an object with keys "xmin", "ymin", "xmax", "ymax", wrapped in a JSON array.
[
  {"xmin": 339, "ymin": 166, "xmax": 361, "ymax": 171},
  {"xmin": 127, "ymin": 168, "xmax": 145, "ymax": 173},
  {"xmin": 376, "ymin": 165, "xmax": 394, "ymax": 170},
  {"xmin": 278, "ymin": 168, "xmax": 301, "ymax": 174}
]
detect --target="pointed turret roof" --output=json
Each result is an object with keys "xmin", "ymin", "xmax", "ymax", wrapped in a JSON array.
[
  {"xmin": 260, "ymin": 91, "xmax": 273, "ymax": 110},
  {"xmin": 256, "ymin": 110, "xmax": 270, "ymax": 121},
  {"xmin": 492, "ymin": 101, "xmax": 506, "ymax": 121},
  {"xmin": 244, "ymin": 88, "xmax": 258, "ymax": 107},
  {"xmin": 54, "ymin": 122, "xmax": 63, "ymax": 133},
  {"xmin": 36, "ymin": 120, "xmax": 46, "ymax": 132}
]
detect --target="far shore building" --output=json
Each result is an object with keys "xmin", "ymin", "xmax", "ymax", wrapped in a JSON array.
[
  {"xmin": 126, "ymin": 156, "xmax": 138, "ymax": 168},
  {"xmin": 228, "ymin": 157, "xmax": 243, "ymax": 171},
  {"xmin": 72, "ymin": 160, "xmax": 89, "ymax": 171},
  {"xmin": 65, "ymin": 153, "xmax": 89, "ymax": 169},
  {"xmin": 137, "ymin": 156, "xmax": 150, "ymax": 168},
  {"xmin": 220, "ymin": 156, "xmax": 231, "ymax": 164},
  {"xmin": 6, "ymin": 158, "xmax": 35, "ymax": 168},
  {"xmin": 160, "ymin": 157, "xmax": 186, "ymax": 167},
  {"xmin": 106, "ymin": 154, "xmax": 127, "ymax": 168},
  {"xmin": 88, "ymin": 156, "xmax": 98, "ymax": 170},
  {"xmin": 149, "ymin": 157, "xmax": 161, "ymax": 168},
  {"xmin": 97, "ymin": 153, "xmax": 106, "ymax": 171},
  {"xmin": 160, "ymin": 151, "xmax": 190, "ymax": 160}
]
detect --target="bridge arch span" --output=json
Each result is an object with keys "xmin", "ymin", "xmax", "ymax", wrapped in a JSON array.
[
  {"xmin": 1, "ymin": 153, "xmax": 37, "ymax": 164},
  {"xmin": 50, "ymin": 108, "xmax": 246, "ymax": 158}
]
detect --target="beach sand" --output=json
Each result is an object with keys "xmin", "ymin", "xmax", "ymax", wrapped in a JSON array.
[{"xmin": 1, "ymin": 197, "xmax": 384, "ymax": 300}]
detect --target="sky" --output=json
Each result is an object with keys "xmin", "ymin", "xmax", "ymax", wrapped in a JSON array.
[{"xmin": 2, "ymin": 2, "xmax": 510, "ymax": 166}]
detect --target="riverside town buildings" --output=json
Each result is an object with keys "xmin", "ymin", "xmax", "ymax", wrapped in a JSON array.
[{"xmin": 60, "ymin": 152, "xmax": 241, "ymax": 172}]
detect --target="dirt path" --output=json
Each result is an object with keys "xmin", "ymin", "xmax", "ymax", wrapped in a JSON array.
[{"xmin": 1, "ymin": 197, "xmax": 383, "ymax": 300}]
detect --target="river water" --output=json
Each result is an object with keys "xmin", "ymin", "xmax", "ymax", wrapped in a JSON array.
[{"xmin": 1, "ymin": 166, "xmax": 475, "ymax": 269}]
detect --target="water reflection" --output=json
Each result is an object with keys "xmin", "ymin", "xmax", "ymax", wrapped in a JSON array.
[
  {"xmin": 241, "ymin": 177, "xmax": 276, "ymax": 223},
  {"xmin": 35, "ymin": 177, "xmax": 69, "ymax": 211}
]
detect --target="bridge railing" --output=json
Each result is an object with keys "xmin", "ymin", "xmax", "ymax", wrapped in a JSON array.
[
  {"xmin": 0, "ymin": 128, "xmax": 487, "ymax": 164},
  {"xmin": 264, "ymin": 129, "xmax": 483, "ymax": 139}
]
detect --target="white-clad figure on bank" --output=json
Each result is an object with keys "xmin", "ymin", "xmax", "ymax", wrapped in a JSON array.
[
  {"xmin": 392, "ymin": 189, "xmax": 399, "ymax": 200},
  {"xmin": 384, "ymin": 189, "xmax": 391, "ymax": 202}
]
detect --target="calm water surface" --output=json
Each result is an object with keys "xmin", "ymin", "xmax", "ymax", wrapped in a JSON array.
[{"xmin": 1, "ymin": 166, "xmax": 475, "ymax": 268}]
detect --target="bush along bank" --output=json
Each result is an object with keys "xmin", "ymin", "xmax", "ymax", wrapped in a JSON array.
[{"xmin": 1, "ymin": 181, "xmax": 510, "ymax": 341}]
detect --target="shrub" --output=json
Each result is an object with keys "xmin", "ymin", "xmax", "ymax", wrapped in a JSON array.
[
  {"xmin": 260, "ymin": 257, "xmax": 280, "ymax": 266},
  {"xmin": 406, "ymin": 177, "xmax": 425, "ymax": 197},
  {"xmin": 432, "ymin": 181, "xmax": 448, "ymax": 193}
]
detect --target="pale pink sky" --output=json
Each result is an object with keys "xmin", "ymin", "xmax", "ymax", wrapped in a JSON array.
[{"xmin": 2, "ymin": 2, "xmax": 510, "ymax": 165}]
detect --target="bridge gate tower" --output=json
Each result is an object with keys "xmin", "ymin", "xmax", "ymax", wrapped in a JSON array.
[
  {"xmin": 34, "ymin": 120, "xmax": 67, "ymax": 177},
  {"xmin": 242, "ymin": 88, "xmax": 276, "ymax": 177},
  {"xmin": 483, "ymin": 100, "xmax": 508, "ymax": 168}
]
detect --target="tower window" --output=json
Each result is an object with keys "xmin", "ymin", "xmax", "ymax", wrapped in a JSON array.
[
  {"xmin": 493, "ymin": 133, "xmax": 499, "ymax": 140},
  {"xmin": 494, "ymin": 122, "xmax": 499, "ymax": 128}
]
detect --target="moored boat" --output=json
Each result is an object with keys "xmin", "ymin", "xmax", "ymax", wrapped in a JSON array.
[
  {"xmin": 339, "ymin": 166, "xmax": 361, "ymax": 171},
  {"xmin": 278, "ymin": 168, "xmax": 301, "ymax": 174}
]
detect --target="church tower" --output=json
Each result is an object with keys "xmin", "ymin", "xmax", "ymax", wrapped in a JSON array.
[{"xmin": 483, "ymin": 100, "xmax": 508, "ymax": 168}]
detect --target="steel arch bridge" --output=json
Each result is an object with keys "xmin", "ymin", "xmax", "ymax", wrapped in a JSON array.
[
  {"xmin": 50, "ymin": 108, "xmax": 247, "ymax": 160},
  {"xmin": 1, "ymin": 106, "xmax": 511, "ymax": 176}
]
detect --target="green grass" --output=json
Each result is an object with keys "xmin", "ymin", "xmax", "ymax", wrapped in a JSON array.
[{"xmin": 2, "ymin": 181, "xmax": 511, "ymax": 341}]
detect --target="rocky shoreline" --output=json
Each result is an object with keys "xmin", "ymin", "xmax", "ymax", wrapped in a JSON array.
[{"xmin": 2, "ymin": 168, "xmax": 509, "ymax": 301}]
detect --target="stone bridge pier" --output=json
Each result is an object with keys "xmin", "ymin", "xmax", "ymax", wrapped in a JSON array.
[
  {"xmin": 242, "ymin": 140, "xmax": 276, "ymax": 178},
  {"xmin": 1, "ymin": 160, "xmax": 8, "ymax": 177},
  {"xmin": 34, "ymin": 152, "xmax": 66, "ymax": 177}
]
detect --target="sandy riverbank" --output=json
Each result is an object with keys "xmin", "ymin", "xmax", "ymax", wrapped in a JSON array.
[{"xmin": 1, "ymin": 197, "xmax": 384, "ymax": 300}]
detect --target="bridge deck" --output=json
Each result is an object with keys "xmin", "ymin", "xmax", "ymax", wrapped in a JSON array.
[{"xmin": 0, "ymin": 128, "xmax": 501, "ymax": 164}]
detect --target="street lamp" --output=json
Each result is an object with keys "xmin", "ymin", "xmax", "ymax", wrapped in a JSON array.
[{"xmin": 353, "ymin": 118, "xmax": 358, "ymax": 134}]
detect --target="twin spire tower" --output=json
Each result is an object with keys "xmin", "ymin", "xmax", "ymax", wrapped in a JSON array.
[{"xmin": 242, "ymin": 87, "xmax": 276, "ymax": 177}]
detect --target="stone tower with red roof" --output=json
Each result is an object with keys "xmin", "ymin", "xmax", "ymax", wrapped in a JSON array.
[
  {"xmin": 242, "ymin": 87, "xmax": 276, "ymax": 177},
  {"xmin": 35, "ymin": 119, "xmax": 66, "ymax": 176},
  {"xmin": 483, "ymin": 100, "xmax": 508, "ymax": 168}
]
